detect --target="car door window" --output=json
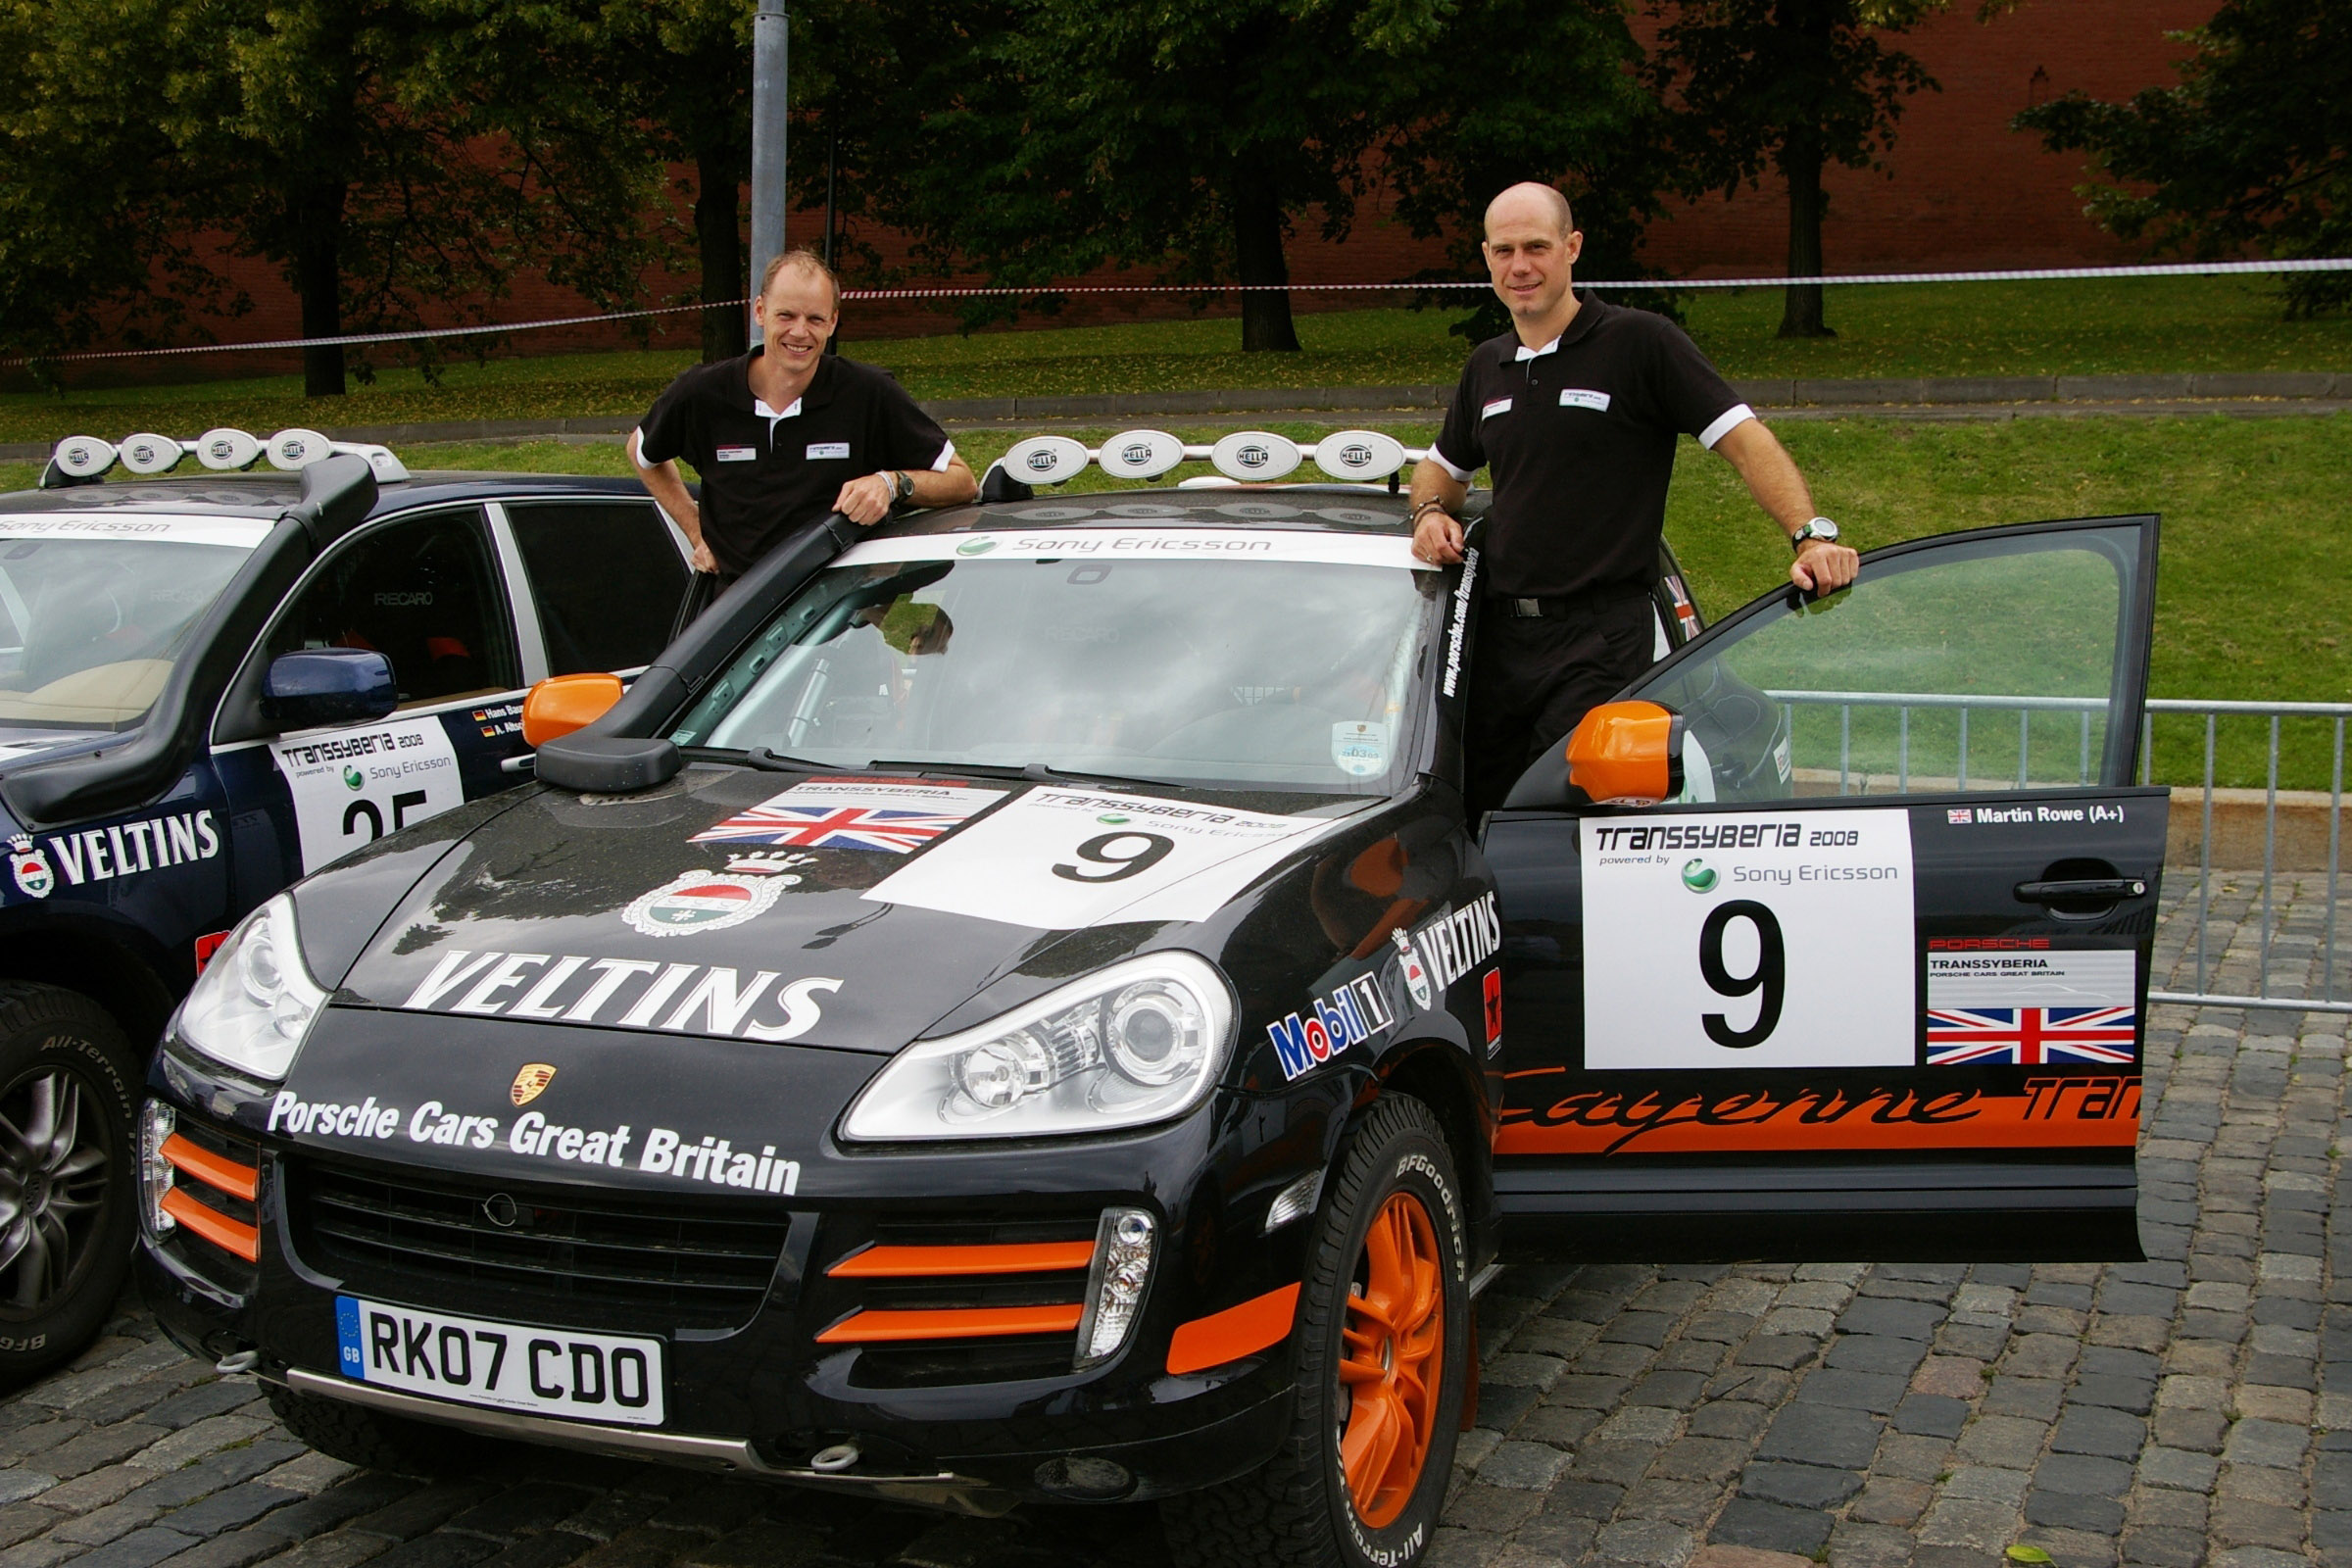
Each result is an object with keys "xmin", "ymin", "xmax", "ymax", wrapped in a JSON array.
[
  {"xmin": 502, "ymin": 500, "xmax": 688, "ymax": 675},
  {"xmin": 1633, "ymin": 523, "xmax": 2145, "ymax": 802},
  {"xmin": 264, "ymin": 508, "xmax": 518, "ymax": 709}
]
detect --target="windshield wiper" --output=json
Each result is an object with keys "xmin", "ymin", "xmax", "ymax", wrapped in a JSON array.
[
  {"xmin": 685, "ymin": 745, "xmax": 833, "ymax": 773},
  {"xmin": 863, "ymin": 759, "xmax": 1178, "ymax": 793}
]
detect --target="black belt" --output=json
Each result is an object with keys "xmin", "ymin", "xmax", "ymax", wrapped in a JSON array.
[{"xmin": 1490, "ymin": 586, "xmax": 1647, "ymax": 619}]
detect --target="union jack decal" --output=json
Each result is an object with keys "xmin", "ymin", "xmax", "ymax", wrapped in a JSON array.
[
  {"xmin": 1926, "ymin": 1005, "xmax": 2137, "ymax": 1066},
  {"xmin": 691, "ymin": 804, "xmax": 963, "ymax": 854}
]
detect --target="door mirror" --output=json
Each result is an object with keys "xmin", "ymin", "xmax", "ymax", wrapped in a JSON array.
[
  {"xmin": 522, "ymin": 672, "xmax": 624, "ymax": 747},
  {"xmin": 263, "ymin": 648, "xmax": 397, "ymax": 731},
  {"xmin": 1500, "ymin": 700, "xmax": 1685, "ymax": 810}
]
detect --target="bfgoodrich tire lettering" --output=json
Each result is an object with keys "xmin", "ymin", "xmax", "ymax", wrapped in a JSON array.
[
  {"xmin": 0, "ymin": 983, "xmax": 139, "ymax": 1387},
  {"xmin": 1161, "ymin": 1094, "xmax": 1468, "ymax": 1568}
]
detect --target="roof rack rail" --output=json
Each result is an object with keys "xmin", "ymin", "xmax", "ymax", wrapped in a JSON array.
[
  {"xmin": 987, "ymin": 428, "xmax": 1427, "ymax": 492},
  {"xmin": 40, "ymin": 428, "xmax": 411, "ymax": 490}
]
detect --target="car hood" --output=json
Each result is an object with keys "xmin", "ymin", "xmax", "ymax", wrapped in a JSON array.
[{"xmin": 329, "ymin": 763, "xmax": 1364, "ymax": 1054}]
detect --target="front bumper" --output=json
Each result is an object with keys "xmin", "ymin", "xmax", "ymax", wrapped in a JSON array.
[{"xmin": 136, "ymin": 1035, "xmax": 1347, "ymax": 1508}]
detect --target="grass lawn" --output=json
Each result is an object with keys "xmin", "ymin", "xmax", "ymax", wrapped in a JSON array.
[
  {"xmin": 2, "ymin": 275, "xmax": 2346, "ymax": 446},
  {"xmin": 1, "ymin": 411, "xmax": 2339, "ymax": 786}
]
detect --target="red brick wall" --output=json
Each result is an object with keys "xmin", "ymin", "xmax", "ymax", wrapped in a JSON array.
[{"xmin": 84, "ymin": 0, "xmax": 2215, "ymax": 375}]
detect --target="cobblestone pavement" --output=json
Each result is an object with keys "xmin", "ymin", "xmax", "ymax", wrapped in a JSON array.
[{"xmin": 0, "ymin": 890, "xmax": 2343, "ymax": 1568}]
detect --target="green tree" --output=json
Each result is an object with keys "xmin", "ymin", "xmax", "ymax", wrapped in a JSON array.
[
  {"xmin": 2017, "ymin": 0, "xmax": 2350, "ymax": 317},
  {"xmin": 1647, "ymin": 0, "xmax": 1938, "ymax": 338},
  {"xmin": 1379, "ymin": 0, "xmax": 1683, "ymax": 342},
  {"xmin": 867, "ymin": 0, "xmax": 1451, "ymax": 352}
]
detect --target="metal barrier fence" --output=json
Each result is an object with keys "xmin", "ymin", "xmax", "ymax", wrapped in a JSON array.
[{"xmin": 1764, "ymin": 691, "xmax": 2349, "ymax": 1016}]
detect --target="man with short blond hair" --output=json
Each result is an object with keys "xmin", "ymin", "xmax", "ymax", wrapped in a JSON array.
[
  {"xmin": 632, "ymin": 249, "xmax": 977, "ymax": 581},
  {"xmin": 1407, "ymin": 181, "xmax": 1858, "ymax": 815}
]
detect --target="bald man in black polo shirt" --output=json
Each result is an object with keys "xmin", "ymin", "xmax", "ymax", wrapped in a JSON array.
[
  {"xmin": 1408, "ymin": 182, "xmax": 1860, "ymax": 817},
  {"xmin": 631, "ymin": 251, "xmax": 978, "ymax": 582}
]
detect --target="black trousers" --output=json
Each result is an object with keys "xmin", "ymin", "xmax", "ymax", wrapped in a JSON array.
[{"xmin": 1463, "ymin": 590, "xmax": 1655, "ymax": 820}]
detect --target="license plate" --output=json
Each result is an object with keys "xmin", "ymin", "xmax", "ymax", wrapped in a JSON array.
[{"xmin": 334, "ymin": 1297, "xmax": 664, "ymax": 1426}]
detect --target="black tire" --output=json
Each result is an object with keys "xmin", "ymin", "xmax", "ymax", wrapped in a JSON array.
[
  {"xmin": 1162, "ymin": 1094, "xmax": 1469, "ymax": 1568},
  {"xmin": 0, "ymin": 983, "xmax": 141, "ymax": 1387},
  {"xmin": 266, "ymin": 1382, "xmax": 493, "ymax": 1476}
]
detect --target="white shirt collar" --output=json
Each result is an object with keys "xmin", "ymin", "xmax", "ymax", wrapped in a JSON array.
[
  {"xmin": 752, "ymin": 396, "xmax": 803, "ymax": 420},
  {"xmin": 1513, "ymin": 335, "xmax": 1561, "ymax": 363}
]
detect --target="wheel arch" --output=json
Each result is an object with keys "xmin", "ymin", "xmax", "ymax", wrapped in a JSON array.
[
  {"xmin": 0, "ymin": 916, "xmax": 178, "ymax": 1062},
  {"xmin": 1368, "ymin": 1040, "xmax": 1494, "ymax": 1267}
]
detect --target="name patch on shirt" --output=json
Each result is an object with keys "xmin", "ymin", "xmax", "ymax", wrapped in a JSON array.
[
  {"xmin": 1481, "ymin": 398, "xmax": 1514, "ymax": 419},
  {"xmin": 714, "ymin": 446, "xmax": 758, "ymax": 463},
  {"xmin": 806, "ymin": 442, "xmax": 851, "ymax": 461},
  {"xmin": 1558, "ymin": 389, "xmax": 1613, "ymax": 414}
]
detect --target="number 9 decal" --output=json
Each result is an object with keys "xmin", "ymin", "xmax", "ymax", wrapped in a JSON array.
[
  {"xmin": 1053, "ymin": 830, "xmax": 1177, "ymax": 883},
  {"xmin": 1698, "ymin": 899, "xmax": 1785, "ymax": 1049}
]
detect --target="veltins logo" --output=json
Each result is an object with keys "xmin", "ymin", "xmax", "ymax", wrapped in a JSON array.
[
  {"xmin": 956, "ymin": 537, "xmax": 998, "ymax": 556},
  {"xmin": 623, "ymin": 870, "xmax": 785, "ymax": 937},
  {"xmin": 510, "ymin": 1063, "xmax": 557, "ymax": 1106},
  {"xmin": 342, "ymin": 765, "xmax": 365, "ymax": 791},
  {"xmin": 8, "ymin": 835, "xmax": 52, "ymax": 900},
  {"xmin": 1391, "ymin": 927, "xmax": 1434, "ymax": 1010},
  {"xmin": 1681, "ymin": 858, "xmax": 1718, "ymax": 894}
]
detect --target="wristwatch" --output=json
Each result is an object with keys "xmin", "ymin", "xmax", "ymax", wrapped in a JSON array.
[
  {"xmin": 1790, "ymin": 516, "xmax": 1839, "ymax": 552},
  {"xmin": 891, "ymin": 470, "xmax": 915, "ymax": 503}
]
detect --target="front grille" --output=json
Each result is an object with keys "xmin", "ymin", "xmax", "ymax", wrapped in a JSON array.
[
  {"xmin": 159, "ymin": 1113, "xmax": 262, "ymax": 1290},
  {"xmin": 287, "ymin": 1160, "xmax": 791, "ymax": 1333},
  {"xmin": 809, "ymin": 1209, "xmax": 1102, "ymax": 1390}
]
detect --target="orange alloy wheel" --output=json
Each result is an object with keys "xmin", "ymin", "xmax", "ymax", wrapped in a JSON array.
[{"xmin": 1336, "ymin": 1189, "xmax": 1446, "ymax": 1529}]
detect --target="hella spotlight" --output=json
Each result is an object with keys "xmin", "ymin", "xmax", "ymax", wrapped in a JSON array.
[
  {"xmin": 118, "ymin": 433, "xmax": 188, "ymax": 475},
  {"xmin": 1096, "ymin": 429, "xmax": 1184, "ymax": 480},
  {"xmin": 51, "ymin": 436, "xmax": 118, "ymax": 480},
  {"xmin": 1208, "ymin": 431, "xmax": 1300, "ymax": 482},
  {"xmin": 1002, "ymin": 435, "xmax": 1090, "ymax": 486},
  {"xmin": 266, "ymin": 428, "xmax": 332, "ymax": 470},
  {"xmin": 196, "ymin": 428, "xmax": 263, "ymax": 471},
  {"xmin": 1311, "ymin": 429, "xmax": 1406, "ymax": 481}
]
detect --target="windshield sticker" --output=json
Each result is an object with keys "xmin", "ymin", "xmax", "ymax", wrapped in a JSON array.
[
  {"xmin": 4, "ymin": 809, "xmax": 220, "ymax": 904},
  {"xmin": 1269, "ymin": 973, "xmax": 1396, "ymax": 1081},
  {"xmin": 273, "ymin": 716, "xmax": 464, "ymax": 874},
  {"xmin": 1331, "ymin": 720, "xmax": 1389, "ymax": 778},
  {"xmin": 863, "ymin": 786, "xmax": 1339, "ymax": 929},
  {"xmin": 1582, "ymin": 808, "xmax": 1916, "ymax": 1071},
  {"xmin": 689, "ymin": 777, "xmax": 1004, "ymax": 853},
  {"xmin": 395, "ymin": 949, "xmax": 840, "ymax": 1042},
  {"xmin": 0, "ymin": 515, "xmax": 271, "ymax": 549},
  {"xmin": 842, "ymin": 528, "xmax": 1430, "ymax": 573},
  {"xmin": 1441, "ymin": 546, "xmax": 1478, "ymax": 699},
  {"xmin": 267, "ymin": 1091, "xmax": 801, "ymax": 1194},
  {"xmin": 623, "ymin": 871, "xmax": 786, "ymax": 936}
]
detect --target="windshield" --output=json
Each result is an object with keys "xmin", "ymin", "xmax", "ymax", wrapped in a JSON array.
[
  {"xmin": 672, "ymin": 529, "xmax": 1439, "ymax": 793},
  {"xmin": 0, "ymin": 518, "xmax": 261, "ymax": 728}
]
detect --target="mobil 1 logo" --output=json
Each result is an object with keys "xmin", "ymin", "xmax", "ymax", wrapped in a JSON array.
[{"xmin": 1581, "ymin": 809, "xmax": 1915, "ymax": 1071}]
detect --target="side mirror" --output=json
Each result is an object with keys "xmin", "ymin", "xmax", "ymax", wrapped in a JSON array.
[
  {"xmin": 263, "ymin": 649, "xmax": 397, "ymax": 732},
  {"xmin": 1498, "ymin": 699, "xmax": 1685, "ymax": 811},
  {"xmin": 521, "ymin": 672, "xmax": 624, "ymax": 748}
]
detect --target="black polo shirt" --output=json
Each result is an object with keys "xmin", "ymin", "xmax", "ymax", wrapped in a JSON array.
[
  {"xmin": 1430, "ymin": 296, "xmax": 1752, "ymax": 600},
  {"xmin": 635, "ymin": 349, "xmax": 956, "ymax": 576}
]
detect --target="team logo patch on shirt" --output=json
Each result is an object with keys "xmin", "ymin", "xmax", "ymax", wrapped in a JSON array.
[
  {"xmin": 1558, "ymin": 388, "xmax": 1612, "ymax": 413},
  {"xmin": 1481, "ymin": 397, "xmax": 1513, "ymax": 419},
  {"xmin": 714, "ymin": 445, "xmax": 758, "ymax": 463},
  {"xmin": 806, "ymin": 442, "xmax": 851, "ymax": 460}
]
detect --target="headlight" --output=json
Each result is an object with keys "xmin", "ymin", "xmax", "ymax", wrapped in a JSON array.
[
  {"xmin": 174, "ymin": 894, "xmax": 328, "ymax": 1081},
  {"xmin": 841, "ymin": 954, "xmax": 1234, "ymax": 1142}
]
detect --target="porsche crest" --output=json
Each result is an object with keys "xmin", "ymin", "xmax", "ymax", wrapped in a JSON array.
[{"xmin": 510, "ymin": 1063, "xmax": 558, "ymax": 1106}]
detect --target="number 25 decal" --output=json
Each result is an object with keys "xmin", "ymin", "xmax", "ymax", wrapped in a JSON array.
[
  {"xmin": 1699, "ymin": 899, "xmax": 1786, "ymax": 1049},
  {"xmin": 1053, "ymin": 830, "xmax": 1176, "ymax": 884}
]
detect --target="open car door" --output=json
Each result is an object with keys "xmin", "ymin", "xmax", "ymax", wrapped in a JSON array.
[{"xmin": 1483, "ymin": 515, "xmax": 2165, "ymax": 1261}]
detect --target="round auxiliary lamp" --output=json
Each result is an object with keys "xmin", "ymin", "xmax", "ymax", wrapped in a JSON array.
[{"xmin": 998, "ymin": 427, "xmax": 1418, "ymax": 488}]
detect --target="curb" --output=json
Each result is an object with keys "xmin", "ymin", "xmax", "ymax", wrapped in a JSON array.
[{"xmin": 1, "ymin": 371, "xmax": 2343, "ymax": 461}]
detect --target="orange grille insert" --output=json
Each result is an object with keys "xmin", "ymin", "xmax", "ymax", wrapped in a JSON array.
[
  {"xmin": 815, "ymin": 1304, "xmax": 1085, "ymax": 1344},
  {"xmin": 826, "ymin": 1242, "xmax": 1096, "ymax": 1279},
  {"xmin": 161, "ymin": 1188, "xmax": 260, "ymax": 1262},
  {"xmin": 1167, "ymin": 1282, "xmax": 1300, "ymax": 1375},
  {"xmin": 160, "ymin": 1134, "xmax": 259, "ymax": 1202}
]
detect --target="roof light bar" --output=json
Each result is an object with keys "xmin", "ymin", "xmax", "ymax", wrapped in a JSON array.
[
  {"xmin": 995, "ymin": 427, "xmax": 1428, "ymax": 490},
  {"xmin": 43, "ymin": 429, "xmax": 411, "ymax": 489}
]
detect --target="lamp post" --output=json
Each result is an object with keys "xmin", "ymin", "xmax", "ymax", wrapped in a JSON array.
[{"xmin": 748, "ymin": 0, "xmax": 789, "ymax": 326}]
